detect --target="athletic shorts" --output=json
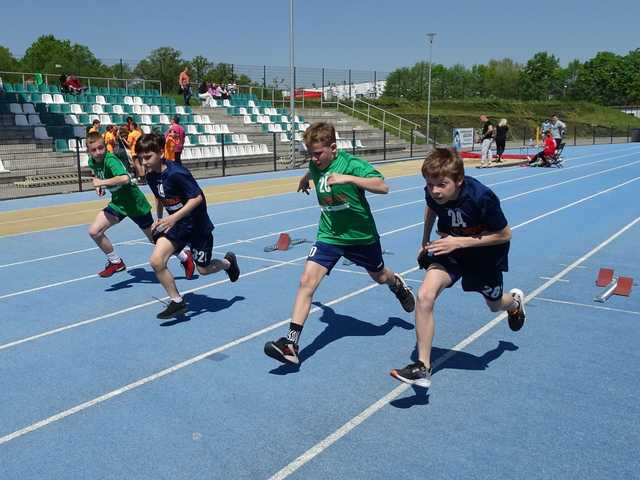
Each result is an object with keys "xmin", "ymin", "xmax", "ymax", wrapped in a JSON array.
[
  {"xmin": 104, "ymin": 205, "xmax": 153, "ymax": 230},
  {"xmin": 153, "ymin": 223, "xmax": 214, "ymax": 267},
  {"xmin": 418, "ymin": 251, "xmax": 504, "ymax": 301},
  {"xmin": 307, "ymin": 240, "xmax": 384, "ymax": 274}
]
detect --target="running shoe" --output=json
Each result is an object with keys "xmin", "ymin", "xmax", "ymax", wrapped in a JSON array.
[
  {"xmin": 181, "ymin": 250, "xmax": 195, "ymax": 280},
  {"xmin": 264, "ymin": 337, "xmax": 300, "ymax": 365},
  {"xmin": 390, "ymin": 361, "xmax": 432, "ymax": 388},
  {"xmin": 389, "ymin": 274, "xmax": 415, "ymax": 312},
  {"xmin": 98, "ymin": 260, "xmax": 126, "ymax": 278},
  {"xmin": 224, "ymin": 251, "xmax": 240, "ymax": 282},
  {"xmin": 157, "ymin": 300, "xmax": 188, "ymax": 320},
  {"xmin": 507, "ymin": 288, "xmax": 526, "ymax": 331}
]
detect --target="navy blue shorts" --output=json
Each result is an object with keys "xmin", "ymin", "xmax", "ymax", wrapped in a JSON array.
[
  {"xmin": 153, "ymin": 223, "xmax": 214, "ymax": 267},
  {"xmin": 104, "ymin": 205, "xmax": 153, "ymax": 230},
  {"xmin": 307, "ymin": 240, "xmax": 385, "ymax": 274},
  {"xmin": 419, "ymin": 251, "xmax": 504, "ymax": 301}
]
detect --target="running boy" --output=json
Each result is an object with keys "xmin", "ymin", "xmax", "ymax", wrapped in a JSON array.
[
  {"xmin": 86, "ymin": 131, "xmax": 194, "ymax": 279},
  {"xmin": 390, "ymin": 147, "xmax": 526, "ymax": 387},
  {"xmin": 137, "ymin": 133, "xmax": 240, "ymax": 319},
  {"xmin": 264, "ymin": 122, "xmax": 415, "ymax": 366}
]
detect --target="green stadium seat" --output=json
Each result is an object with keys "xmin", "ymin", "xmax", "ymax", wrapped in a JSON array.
[
  {"xmin": 48, "ymin": 104, "xmax": 62, "ymax": 114},
  {"xmin": 103, "ymin": 105, "xmax": 113, "ymax": 114},
  {"xmin": 30, "ymin": 93, "xmax": 42, "ymax": 103},
  {"xmin": 54, "ymin": 139, "xmax": 70, "ymax": 152},
  {"xmin": 132, "ymin": 114, "xmax": 142, "ymax": 123},
  {"xmin": 60, "ymin": 104, "xmax": 71, "ymax": 114},
  {"xmin": 79, "ymin": 114, "xmax": 90, "ymax": 124},
  {"xmin": 189, "ymin": 135, "xmax": 198, "ymax": 145},
  {"xmin": 111, "ymin": 114, "xmax": 124, "ymax": 125}
]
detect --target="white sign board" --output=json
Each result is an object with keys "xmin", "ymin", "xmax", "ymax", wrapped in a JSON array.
[{"xmin": 452, "ymin": 128, "xmax": 474, "ymax": 149}]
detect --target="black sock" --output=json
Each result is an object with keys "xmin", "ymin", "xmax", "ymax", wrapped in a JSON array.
[{"xmin": 287, "ymin": 323, "xmax": 303, "ymax": 345}]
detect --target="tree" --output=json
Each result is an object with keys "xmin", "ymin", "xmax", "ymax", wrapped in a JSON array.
[
  {"xmin": 20, "ymin": 35, "xmax": 109, "ymax": 79},
  {"xmin": 519, "ymin": 52, "xmax": 563, "ymax": 100},
  {"xmin": 571, "ymin": 51, "xmax": 632, "ymax": 105},
  {"xmin": 0, "ymin": 46, "xmax": 19, "ymax": 72},
  {"xmin": 190, "ymin": 55, "xmax": 212, "ymax": 83},
  {"xmin": 134, "ymin": 47, "xmax": 187, "ymax": 94}
]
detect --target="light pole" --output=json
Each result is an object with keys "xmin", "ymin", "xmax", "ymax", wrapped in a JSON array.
[
  {"xmin": 288, "ymin": 0, "xmax": 296, "ymax": 167},
  {"xmin": 426, "ymin": 33, "xmax": 436, "ymax": 145}
]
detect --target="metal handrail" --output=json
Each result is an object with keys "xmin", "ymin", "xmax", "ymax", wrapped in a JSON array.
[
  {"xmin": 0, "ymin": 70, "xmax": 162, "ymax": 95},
  {"xmin": 334, "ymin": 98, "xmax": 422, "ymax": 139}
]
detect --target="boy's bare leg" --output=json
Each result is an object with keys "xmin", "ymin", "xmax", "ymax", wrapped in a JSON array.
[
  {"xmin": 415, "ymin": 266, "xmax": 452, "ymax": 368},
  {"xmin": 88, "ymin": 211, "xmax": 120, "ymax": 256},
  {"xmin": 196, "ymin": 258, "xmax": 230, "ymax": 275},
  {"xmin": 485, "ymin": 292, "xmax": 519, "ymax": 313},
  {"xmin": 291, "ymin": 260, "xmax": 328, "ymax": 327},
  {"xmin": 368, "ymin": 267, "xmax": 416, "ymax": 313},
  {"xmin": 149, "ymin": 237, "xmax": 181, "ymax": 301}
]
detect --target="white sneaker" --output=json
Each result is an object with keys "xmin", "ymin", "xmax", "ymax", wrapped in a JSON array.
[{"xmin": 507, "ymin": 288, "xmax": 526, "ymax": 331}]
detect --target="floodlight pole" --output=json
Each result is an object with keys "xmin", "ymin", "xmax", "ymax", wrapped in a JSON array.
[
  {"xmin": 289, "ymin": 0, "xmax": 296, "ymax": 167},
  {"xmin": 426, "ymin": 33, "xmax": 436, "ymax": 145}
]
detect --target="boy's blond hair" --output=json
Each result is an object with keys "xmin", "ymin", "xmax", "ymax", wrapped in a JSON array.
[
  {"xmin": 86, "ymin": 131, "xmax": 104, "ymax": 145},
  {"xmin": 421, "ymin": 147, "xmax": 465, "ymax": 183},
  {"xmin": 303, "ymin": 122, "xmax": 337, "ymax": 147}
]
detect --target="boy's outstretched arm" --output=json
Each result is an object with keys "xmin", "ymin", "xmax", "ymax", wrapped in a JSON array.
[
  {"xmin": 421, "ymin": 206, "xmax": 437, "ymax": 247},
  {"xmin": 92, "ymin": 174, "xmax": 130, "ymax": 189},
  {"xmin": 297, "ymin": 171, "xmax": 311, "ymax": 195},
  {"xmin": 326, "ymin": 173, "xmax": 389, "ymax": 194}
]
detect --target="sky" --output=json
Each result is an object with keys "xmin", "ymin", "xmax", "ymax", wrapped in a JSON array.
[{"xmin": 2, "ymin": 0, "xmax": 639, "ymax": 72}]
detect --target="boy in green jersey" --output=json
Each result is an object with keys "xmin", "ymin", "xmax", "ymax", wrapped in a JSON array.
[
  {"xmin": 86, "ymin": 132, "xmax": 194, "ymax": 279},
  {"xmin": 264, "ymin": 122, "xmax": 415, "ymax": 366}
]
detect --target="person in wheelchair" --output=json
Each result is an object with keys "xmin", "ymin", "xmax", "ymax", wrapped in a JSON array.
[{"xmin": 528, "ymin": 130, "xmax": 557, "ymax": 167}]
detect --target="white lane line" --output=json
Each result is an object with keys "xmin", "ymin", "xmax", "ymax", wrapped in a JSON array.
[
  {"xmin": 2, "ymin": 192, "xmax": 639, "ymax": 448},
  {"xmin": 268, "ymin": 214, "xmax": 640, "ymax": 480},
  {"xmin": 539, "ymin": 276, "xmax": 569, "ymax": 283},
  {"xmin": 3, "ymin": 160, "xmax": 640, "ymax": 300},
  {"xmin": 2, "ymin": 145, "xmax": 636, "ymax": 266},
  {"xmin": 0, "ymin": 264, "xmax": 420, "ymax": 446},
  {"xmin": 534, "ymin": 297, "xmax": 640, "ymax": 316}
]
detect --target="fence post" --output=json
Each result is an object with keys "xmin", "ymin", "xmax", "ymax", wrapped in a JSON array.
[
  {"xmin": 592, "ymin": 126, "xmax": 596, "ymax": 145},
  {"xmin": 221, "ymin": 134, "xmax": 226, "ymax": 176},
  {"xmin": 263, "ymin": 65, "xmax": 267, "ymax": 88},
  {"xmin": 321, "ymin": 67, "xmax": 324, "ymax": 109},
  {"xmin": 352, "ymin": 129, "xmax": 356, "ymax": 155},
  {"xmin": 75, "ymin": 137, "xmax": 83, "ymax": 192},
  {"xmin": 610, "ymin": 126, "xmax": 613, "ymax": 144},
  {"xmin": 522, "ymin": 126, "xmax": 526, "ymax": 146},
  {"xmin": 383, "ymin": 129, "xmax": 387, "ymax": 161},
  {"xmin": 273, "ymin": 132, "xmax": 277, "ymax": 171},
  {"xmin": 574, "ymin": 125, "xmax": 577, "ymax": 146},
  {"xmin": 373, "ymin": 70, "xmax": 377, "ymax": 98},
  {"xmin": 410, "ymin": 128, "xmax": 414, "ymax": 157},
  {"xmin": 348, "ymin": 69, "xmax": 352, "ymax": 100},
  {"xmin": 628, "ymin": 125, "xmax": 631, "ymax": 143}
]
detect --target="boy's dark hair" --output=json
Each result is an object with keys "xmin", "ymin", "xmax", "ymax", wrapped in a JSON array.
[
  {"xmin": 92, "ymin": 119, "xmax": 100, "ymax": 125},
  {"xmin": 126, "ymin": 116, "xmax": 133, "ymax": 122},
  {"xmin": 421, "ymin": 147, "xmax": 465, "ymax": 183},
  {"xmin": 86, "ymin": 131, "xmax": 104, "ymax": 145},
  {"xmin": 172, "ymin": 115, "xmax": 180, "ymax": 124},
  {"xmin": 132, "ymin": 122, "xmax": 138, "ymax": 129},
  {"xmin": 303, "ymin": 122, "xmax": 336, "ymax": 147},
  {"xmin": 135, "ymin": 133, "xmax": 165, "ymax": 156}
]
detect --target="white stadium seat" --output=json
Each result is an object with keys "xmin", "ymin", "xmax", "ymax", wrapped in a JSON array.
[
  {"xmin": 150, "ymin": 106, "xmax": 160, "ymax": 115},
  {"xmin": 133, "ymin": 96, "xmax": 143, "ymax": 105},
  {"xmin": 41, "ymin": 94, "xmax": 54, "ymax": 104},
  {"xmin": 141, "ymin": 105, "xmax": 151, "ymax": 115},
  {"xmin": 53, "ymin": 94, "xmax": 65, "ymax": 104},
  {"xmin": 123, "ymin": 96, "xmax": 133, "ymax": 105},
  {"xmin": 112, "ymin": 104, "xmax": 124, "ymax": 114},
  {"xmin": 14, "ymin": 114, "xmax": 28, "ymax": 126},
  {"xmin": 92, "ymin": 104, "xmax": 104, "ymax": 114},
  {"xmin": 22, "ymin": 103, "xmax": 36, "ymax": 114},
  {"xmin": 70, "ymin": 104, "xmax": 83, "ymax": 114},
  {"xmin": 27, "ymin": 114, "xmax": 43, "ymax": 126},
  {"xmin": 9, "ymin": 103, "xmax": 22, "ymax": 114},
  {"xmin": 65, "ymin": 114, "xmax": 79, "ymax": 125},
  {"xmin": 141, "ymin": 125, "xmax": 151, "ymax": 134},
  {"xmin": 96, "ymin": 95, "xmax": 106, "ymax": 105}
]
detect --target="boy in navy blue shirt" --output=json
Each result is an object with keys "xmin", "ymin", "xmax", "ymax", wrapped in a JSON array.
[
  {"xmin": 391, "ymin": 147, "xmax": 526, "ymax": 388},
  {"xmin": 137, "ymin": 134, "xmax": 240, "ymax": 319}
]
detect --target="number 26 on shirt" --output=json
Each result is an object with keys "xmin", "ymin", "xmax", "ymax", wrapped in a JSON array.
[{"xmin": 318, "ymin": 175, "xmax": 331, "ymax": 193}]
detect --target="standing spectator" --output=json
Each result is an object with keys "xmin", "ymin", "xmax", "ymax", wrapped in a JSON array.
[
  {"xmin": 166, "ymin": 116, "xmax": 186, "ymax": 164},
  {"xmin": 88, "ymin": 119, "xmax": 101, "ymax": 134},
  {"xmin": 164, "ymin": 130, "xmax": 179, "ymax": 161},
  {"xmin": 125, "ymin": 116, "xmax": 134, "ymax": 132},
  {"xmin": 494, "ymin": 118, "xmax": 509, "ymax": 163},
  {"xmin": 127, "ymin": 123, "xmax": 144, "ymax": 180},
  {"xmin": 479, "ymin": 115, "xmax": 494, "ymax": 168},
  {"xmin": 179, "ymin": 68, "xmax": 192, "ymax": 106},
  {"xmin": 549, "ymin": 114, "xmax": 566, "ymax": 148},
  {"xmin": 103, "ymin": 125, "xmax": 117, "ymax": 153}
]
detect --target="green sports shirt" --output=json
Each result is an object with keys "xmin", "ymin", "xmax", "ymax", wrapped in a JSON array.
[
  {"xmin": 88, "ymin": 152, "xmax": 150, "ymax": 218},
  {"xmin": 308, "ymin": 150, "xmax": 383, "ymax": 245}
]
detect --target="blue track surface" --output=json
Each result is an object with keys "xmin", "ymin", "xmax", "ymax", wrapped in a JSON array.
[{"xmin": 1, "ymin": 144, "xmax": 639, "ymax": 479}]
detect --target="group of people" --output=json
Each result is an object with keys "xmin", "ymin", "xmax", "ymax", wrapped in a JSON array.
[
  {"xmin": 89, "ymin": 116, "xmax": 186, "ymax": 182},
  {"xmin": 85, "ymin": 119, "xmax": 526, "ymax": 388},
  {"xmin": 478, "ymin": 114, "xmax": 566, "ymax": 168},
  {"xmin": 178, "ymin": 67, "xmax": 238, "ymax": 107}
]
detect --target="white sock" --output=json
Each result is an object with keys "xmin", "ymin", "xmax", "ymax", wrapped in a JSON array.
[
  {"xmin": 171, "ymin": 295, "xmax": 183, "ymax": 304},
  {"xmin": 106, "ymin": 251, "xmax": 121, "ymax": 264},
  {"xmin": 176, "ymin": 249, "xmax": 189, "ymax": 262}
]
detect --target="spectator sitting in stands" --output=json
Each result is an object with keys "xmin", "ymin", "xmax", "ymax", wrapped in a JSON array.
[
  {"xmin": 220, "ymin": 86, "xmax": 230, "ymax": 100},
  {"xmin": 88, "ymin": 119, "xmax": 101, "ymax": 134},
  {"xmin": 211, "ymin": 84, "xmax": 223, "ymax": 100},
  {"xmin": 198, "ymin": 81, "xmax": 214, "ymax": 106},
  {"xmin": 59, "ymin": 74, "xmax": 69, "ymax": 94},
  {"xmin": 103, "ymin": 125, "xmax": 117, "ymax": 153},
  {"xmin": 65, "ymin": 75, "xmax": 86, "ymax": 95},
  {"xmin": 528, "ymin": 130, "xmax": 556, "ymax": 167},
  {"xmin": 227, "ymin": 82, "xmax": 238, "ymax": 96}
]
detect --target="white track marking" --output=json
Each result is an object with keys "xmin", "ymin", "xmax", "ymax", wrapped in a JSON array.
[
  {"xmin": 2, "ymin": 146, "xmax": 637, "ymax": 267},
  {"xmin": 534, "ymin": 297, "xmax": 640, "ymax": 316},
  {"xmin": 539, "ymin": 276, "xmax": 570, "ymax": 283},
  {"xmin": 268, "ymin": 215, "xmax": 640, "ymax": 480}
]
